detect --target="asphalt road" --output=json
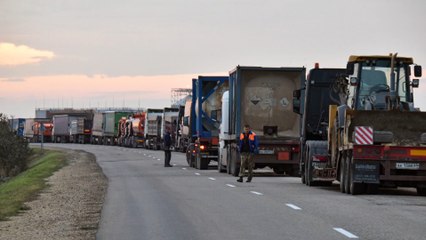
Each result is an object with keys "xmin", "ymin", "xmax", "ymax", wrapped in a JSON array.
[{"xmin": 39, "ymin": 143, "xmax": 426, "ymax": 240}]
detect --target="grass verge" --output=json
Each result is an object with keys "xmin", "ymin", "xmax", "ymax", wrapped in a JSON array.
[{"xmin": 0, "ymin": 149, "xmax": 67, "ymax": 221}]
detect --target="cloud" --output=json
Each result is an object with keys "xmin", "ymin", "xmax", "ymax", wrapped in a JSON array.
[
  {"xmin": 1, "ymin": 78, "xmax": 26, "ymax": 82},
  {"xmin": 0, "ymin": 43, "xmax": 55, "ymax": 66}
]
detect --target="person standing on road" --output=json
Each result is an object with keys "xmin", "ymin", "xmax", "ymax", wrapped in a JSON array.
[
  {"xmin": 164, "ymin": 130, "xmax": 172, "ymax": 167},
  {"xmin": 237, "ymin": 124, "xmax": 258, "ymax": 183}
]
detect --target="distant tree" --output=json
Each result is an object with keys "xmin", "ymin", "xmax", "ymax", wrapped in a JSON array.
[{"xmin": 0, "ymin": 113, "xmax": 31, "ymax": 179}]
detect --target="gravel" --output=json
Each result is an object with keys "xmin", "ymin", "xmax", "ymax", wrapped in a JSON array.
[{"xmin": 0, "ymin": 149, "xmax": 108, "ymax": 240}]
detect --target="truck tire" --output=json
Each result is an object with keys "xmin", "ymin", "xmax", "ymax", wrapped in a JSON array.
[
  {"xmin": 305, "ymin": 141, "xmax": 327, "ymax": 186},
  {"xmin": 339, "ymin": 151, "xmax": 347, "ymax": 193},
  {"xmin": 273, "ymin": 168, "xmax": 285, "ymax": 175},
  {"xmin": 218, "ymin": 154, "xmax": 226, "ymax": 173},
  {"xmin": 230, "ymin": 148, "xmax": 240, "ymax": 177},
  {"xmin": 416, "ymin": 186, "xmax": 426, "ymax": 196}
]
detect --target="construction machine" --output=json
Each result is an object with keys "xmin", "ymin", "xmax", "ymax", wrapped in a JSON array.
[{"xmin": 294, "ymin": 54, "xmax": 426, "ymax": 195}]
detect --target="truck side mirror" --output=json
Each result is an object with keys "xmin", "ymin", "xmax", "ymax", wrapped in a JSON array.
[
  {"xmin": 292, "ymin": 89, "xmax": 301, "ymax": 115},
  {"xmin": 183, "ymin": 116, "xmax": 189, "ymax": 127},
  {"xmin": 412, "ymin": 79, "xmax": 420, "ymax": 88},
  {"xmin": 346, "ymin": 62, "xmax": 355, "ymax": 75},
  {"xmin": 414, "ymin": 65, "xmax": 422, "ymax": 77}
]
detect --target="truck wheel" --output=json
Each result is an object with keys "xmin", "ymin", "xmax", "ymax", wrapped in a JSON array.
[
  {"xmin": 417, "ymin": 187, "xmax": 426, "ymax": 196},
  {"xmin": 339, "ymin": 151, "xmax": 347, "ymax": 193},
  {"xmin": 366, "ymin": 184, "xmax": 379, "ymax": 194},
  {"xmin": 301, "ymin": 170, "xmax": 306, "ymax": 184},
  {"xmin": 218, "ymin": 155, "xmax": 226, "ymax": 173},
  {"xmin": 348, "ymin": 151, "xmax": 365, "ymax": 195},
  {"xmin": 273, "ymin": 168, "xmax": 285, "ymax": 175}
]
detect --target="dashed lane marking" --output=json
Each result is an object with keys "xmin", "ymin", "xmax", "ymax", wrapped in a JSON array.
[
  {"xmin": 286, "ymin": 203, "xmax": 302, "ymax": 210},
  {"xmin": 182, "ymin": 168, "xmax": 187, "ymax": 170},
  {"xmin": 333, "ymin": 228, "xmax": 359, "ymax": 239},
  {"xmin": 208, "ymin": 177, "xmax": 216, "ymax": 181},
  {"xmin": 226, "ymin": 184, "xmax": 236, "ymax": 188},
  {"xmin": 195, "ymin": 173, "xmax": 201, "ymax": 176},
  {"xmin": 250, "ymin": 191, "xmax": 263, "ymax": 196}
]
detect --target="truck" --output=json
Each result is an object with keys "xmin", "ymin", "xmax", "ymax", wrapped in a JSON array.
[
  {"xmin": 219, "ymin": 66, "xmax": 305, "ymax": 176},
  {"xmin": 293, "ymin": 54, "xmax": 426, "ymax": 195},
  {"xmin": 52, "ymin": 115, "xmax": 78, "ymax": 143},
  {"xmin": 123, "ymin": 112, "xmax": 146, "ymax": 148},
  {"xmin": 292, "ymin": 65, "xmax": 346, "ymax": 184},
  {"xmin": 103, "ymin": 111, "xmax": 133, "ymax": 145},
  {"xmin": 9, "ymin": 118, "xmax": 25, "ymax": 137},
  {"xmin": 23, "ymin": 118, "xmax": 35, "ymax": 142},
  {"xmin": 186, "ymin": 76, "xmax": 229, "ymax": 169},
  {"xmin": 144, "ymin": 108, "xmax": 163, "ymax": 149},
  {"xmin": 91, "ymin": 112, "xmax": 105, "ymax": 144},
  {"xmin": 160, "ymin": 107, "xmax": 179, "ymax": 149},
  {"xmin": 70, "ymin": 118, "xmax": 93, "ymax": 144},
  {"xmin": 175, "ymin": 103, "xmax": 189, "ymax": 152},
  {"xmin": 33, "ymin": 121, "xmax": 53, "ymax": 143}
]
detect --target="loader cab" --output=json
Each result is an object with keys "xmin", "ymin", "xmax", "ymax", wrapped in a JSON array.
[{"xmin": 346, "ymin": 55, "xmax": 421, "ymax": 111}]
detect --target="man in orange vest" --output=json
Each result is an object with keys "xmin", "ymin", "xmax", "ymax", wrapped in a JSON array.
[{"xmin": 237, "ymin": 124, "xmax": 258, "ymax": 183}]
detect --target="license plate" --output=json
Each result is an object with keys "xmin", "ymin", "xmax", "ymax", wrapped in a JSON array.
[
  {"xmin": 396, "ymin": 162, "xmax": 420, "ymax": 170},
  {"xmin": 259, "ymin": 149, "xmax": 274, "ymax": 154}
]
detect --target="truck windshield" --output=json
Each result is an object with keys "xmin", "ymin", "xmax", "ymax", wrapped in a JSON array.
[{"xmin": 357, "ymin": 61, "xmax": 408, "ymax": 109}]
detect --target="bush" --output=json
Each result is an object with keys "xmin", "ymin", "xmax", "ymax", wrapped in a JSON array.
[{"xmin": 0, "ymin": 113, "xmax": 31, "ymax": 180}]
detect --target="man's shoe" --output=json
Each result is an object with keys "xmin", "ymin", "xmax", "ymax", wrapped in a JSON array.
[
  {"xmin": 237, "ymin": 177, "xmax": 243, "ymax": 182},
  {"xmin": 246, "ymin": 177, "xmax": 252, "ymax": 182},
  {"xmin": 165, "ymin": 164, "xmax": 173, "ymax": 167}
]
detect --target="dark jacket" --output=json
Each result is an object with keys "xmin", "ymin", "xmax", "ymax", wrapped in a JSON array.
[
  {"xmin": 164, "ymin": 132, "xmax": 172, "ymax": 149},
  {"xmin": 239, "ymin": 131, "xmax": 259, "ymax": 154}
]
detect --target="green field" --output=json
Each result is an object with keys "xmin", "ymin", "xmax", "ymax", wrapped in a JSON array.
[{"xmin": 0, "ymin": 149, "xmax": 66, "ymax": 221}]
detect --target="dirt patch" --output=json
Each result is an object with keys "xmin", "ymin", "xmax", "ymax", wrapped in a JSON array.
[{"xmin": 0, "ymin": 149, "xmax": 107, "ymax": 240}]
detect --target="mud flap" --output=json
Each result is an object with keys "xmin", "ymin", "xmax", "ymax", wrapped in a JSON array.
[{"xmin": 353, "ymin": 162, "xmax": 380, "ymax": 184}]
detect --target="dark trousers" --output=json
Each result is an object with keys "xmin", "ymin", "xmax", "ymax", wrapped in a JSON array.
[{"xmin": 164, "ymin": 149, "xmax": 171, "ymax": 166}]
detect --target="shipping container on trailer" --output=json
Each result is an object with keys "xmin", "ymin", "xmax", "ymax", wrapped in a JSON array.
[
  {"xmin": 186, "ymin": 76, "xmax": 229, "ymax": 170},
  {"xmin": 219, "ymin": 66, "xmax": 305, "ymax": 176},
  {"xmin": 144, "ymin": 108, "xmax": 163, "ymax": 150}
]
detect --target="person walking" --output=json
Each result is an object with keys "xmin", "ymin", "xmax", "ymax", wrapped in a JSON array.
[
  {"xmin": 237, "ymin": 124, "xmax": 258, "ymax": 182},
  {"xmin": 164, "ymin": 130, "xmax": 172, "ymax": 167}
]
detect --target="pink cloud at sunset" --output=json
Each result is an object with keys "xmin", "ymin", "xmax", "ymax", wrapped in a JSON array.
[{"xmin": 0, "ymin": 43, "xmax": 55, "ymax": 66}]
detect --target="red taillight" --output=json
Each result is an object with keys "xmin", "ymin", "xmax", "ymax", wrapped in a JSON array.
[
  {"xmin": 291, "ymin": 145, "xmax": 300, "ymax": 153},
  {"xmin": 313, "ymin": 155, "xmax": 327, "ymax": 162}
]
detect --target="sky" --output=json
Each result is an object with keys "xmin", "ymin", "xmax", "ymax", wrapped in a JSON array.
[{"xmin": 1, "ymin": 0, "xmax": 426, "ymax": 118}]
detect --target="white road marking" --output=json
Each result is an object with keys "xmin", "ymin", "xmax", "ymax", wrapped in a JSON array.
[
  {"xmin": 157, "ymin": 159, "xmax": 161, "ymax": 161},
  {"xmin": 172, "ymin": 164, "xmax": 177, "ymax": 166},
  {"xmin": 286, "ymin": 203, "xmax": 302, "ymax": 210},
  {"xmin": 208, "ymin": 177, "xmax": 216, "ymax": 181},
  {"xmin": 333, "ymin": 228, "xmax": 359, "ymax": 239},
  {"xmin": 157, "ymin": 158, "xmax": 161, "ymax": 160},
  {"xmin": 226, "ymin": 184, "xmax": 236, "ymax": 188},
  {"xmin": 182, "ymin": 168, "xmax": 187, "ymax": 170},
  {"xmin": 195, "ymin": 173, "xmax": 201, "ymax": 176},
  {"xmin": 250, "ymin": 191, "xmax": 264, "ymax": 196}
]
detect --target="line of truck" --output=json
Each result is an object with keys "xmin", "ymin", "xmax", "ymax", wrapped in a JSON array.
[{"xmin": 8, "ymin": 54, "xmax": 426, "ymax": 196}]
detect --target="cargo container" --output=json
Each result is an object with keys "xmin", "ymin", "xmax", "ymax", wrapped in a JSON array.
[
  {"xmin": 123, "ymin": 112, "xmax": 146, "ymax": 148},
  {"xmin": 186, "ymin": 76, "xmax": 229, "ymax": 169},
  {"xmin": 70, "ymin": 118, "xmax": 93, "ymax": 144},
  {"xmin": 219, "ymin": 66, "xmax": 305, "ymax": 176},
  {"xmin": 52, "ymin": 115, "xmax": 79, "ymax": 143},
  {"xmin": 91, "ymin": 112, "xmax": 105, "ymax": 144},
  {"xmin": 175, "ymin": 103, "xmax": 189, "ymax": 152},
  {"xmin": 144, "ymin": 108, "xmax": 163, "ymax": 149},
  {"xmin": 9, "ymin": 118, "xmax": 25, "ymax": 137},
  {"xmin": 23, "ymin": 118, "xmax": 35, "ymax": 142},
  {"xmin": 103, "ymin": 111, "xmax": 132, "ymax": 145}
]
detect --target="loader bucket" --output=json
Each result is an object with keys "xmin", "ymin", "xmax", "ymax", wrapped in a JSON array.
[{"xmin": 347, "ymin": 110, "xmax": 426, "ymax": 146}]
